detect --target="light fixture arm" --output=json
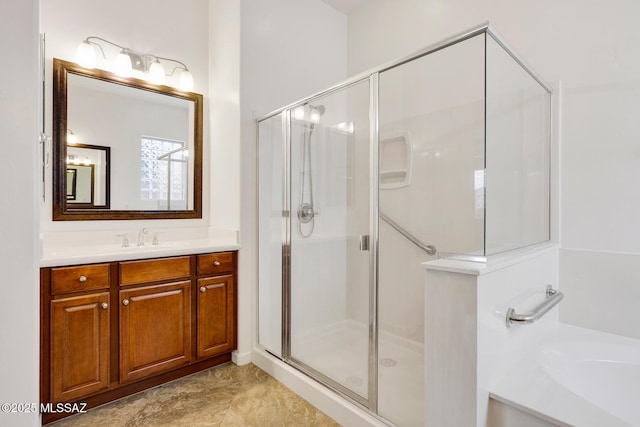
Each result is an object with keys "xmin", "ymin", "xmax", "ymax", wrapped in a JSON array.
[
  {"xmin": 154, "ymin": 56, "xmax": 190, "ymax": 74},
  {"xmin": 84, "ymin": 36, "xmax": 124, "ymax": 60}
]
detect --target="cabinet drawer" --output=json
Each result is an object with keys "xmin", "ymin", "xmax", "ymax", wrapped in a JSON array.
[
  {"xmin": 197, "ymin": 252, "xmax": 234, "ymax": 276},
  {"xmin": 120, "ymin": 256, "xmax": 190, "ymax": 286},
  {"xmin": 51, "ymin": 264, "xmax": 110, "ymax": 295}
]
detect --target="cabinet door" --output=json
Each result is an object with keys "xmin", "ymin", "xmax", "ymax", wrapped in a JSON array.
[
  {"xmin": 197, "ymin": 275, "xmax": 235, "ymax": 358},
  {"xmin": 119, "ymin": 281, "xmax": 191, "ymax": 383},
  {"xmin": 51, "ymin": 292, "xmax": 110, "ymax": 402}
]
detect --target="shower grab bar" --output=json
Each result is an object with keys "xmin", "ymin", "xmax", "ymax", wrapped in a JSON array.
[
  {"xmin": 505, "ymin": 286, "xmax": 564, "ymax": 328},
  {"xmin": 379, "ymin": 212, "xmax": 437, "ymax": 256}
]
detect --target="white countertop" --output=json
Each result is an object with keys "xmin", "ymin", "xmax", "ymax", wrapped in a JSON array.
[{"xmin": 40, "ymin": 239, "xmax": 240, "ymax": 267}]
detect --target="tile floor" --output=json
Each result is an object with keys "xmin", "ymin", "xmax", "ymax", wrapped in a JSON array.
[{"xmin": 49, "ymin": 363, "xmax": 341, "ymax": 426}]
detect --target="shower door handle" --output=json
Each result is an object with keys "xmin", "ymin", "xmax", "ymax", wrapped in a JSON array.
[{"xmin": 359, "ymin": 235, "xmax": 369, "ymax": 251}]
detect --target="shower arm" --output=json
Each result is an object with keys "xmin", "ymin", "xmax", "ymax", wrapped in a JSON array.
[{"xmin": 379, "ymin": 212, "xmax": 437, "ymax": 256}]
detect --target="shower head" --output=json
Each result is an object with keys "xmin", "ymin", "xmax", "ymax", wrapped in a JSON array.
[
  {"xmin": 311, "ymin": 104, "xmax": 325, "ymax": 116},
  {"xmin": 292, "ymin": 103, "xmax": 326, "ymax": 123}
]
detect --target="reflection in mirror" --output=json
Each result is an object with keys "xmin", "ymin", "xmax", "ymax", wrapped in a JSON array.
[
  {"xmin": 66, "ymin": 144, "xmax": 110, "ymax": 208},
  {"xmin": 66, "ymin": 169, "xmax": 77, "ymax": 200},
  {"xmin": 67, "ymin": 165, "xmax": 93, "ymax": 203},
  {"xmin": 52, "ymin": 58, "xmax": 203, "ymax": 221}
]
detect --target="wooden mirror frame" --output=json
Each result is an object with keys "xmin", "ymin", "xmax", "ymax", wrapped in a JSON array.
[{"xmin": 52, "ymin": 58, "xmax": 203, "ymax": 221}]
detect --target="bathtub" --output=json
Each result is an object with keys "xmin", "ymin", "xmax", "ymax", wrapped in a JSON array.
[{"xmin": 489, "ymin": 323, "xmax": 640, "ymax": 427}]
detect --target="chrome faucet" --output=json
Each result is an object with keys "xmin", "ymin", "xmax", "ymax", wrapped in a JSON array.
[{"xmin": 137, "ymin": 228, "xmax": 148, "ymax": 246}]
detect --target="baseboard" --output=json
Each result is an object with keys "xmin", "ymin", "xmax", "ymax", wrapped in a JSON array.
[{"xmin": 232, "ymin": 350, "xmax": 252, "ymax": 365}]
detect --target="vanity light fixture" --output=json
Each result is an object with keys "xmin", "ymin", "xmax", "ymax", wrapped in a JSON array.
[
  {"xmin": 66, "ymin": 154, "xmax": 92, "ymax": 165},
  {"xmin": 76, "ymin": 36, "xmax": 194, "ymax": 91}
]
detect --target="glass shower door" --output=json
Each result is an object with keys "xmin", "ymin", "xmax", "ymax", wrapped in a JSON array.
[{"xmin": 287, "ymin": 79, "xmax": 372, "ymax": 403}]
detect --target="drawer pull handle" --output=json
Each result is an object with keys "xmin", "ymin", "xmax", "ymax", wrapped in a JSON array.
[
  {"xmin": 213, "ymin": 260, "xmax": 221, "ymax": 266},
  {"xmin": 101, "ymin": 302, "xmax": 108, "ymax": 310},
  {"xmin": 122, "ymin": 299, "xmax": 129, "ymax": 306},
  {"xmin": 79, "ymin": 275, "xmax": 88, "ymax": 282},
  {"xmin": 200, "ymin": 287, "xmax": 206, "ymax": 293}
]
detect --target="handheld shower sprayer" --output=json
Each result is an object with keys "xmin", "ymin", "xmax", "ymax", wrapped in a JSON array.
[{"xmin": 296, "ymin": 103, "xmax": 325, "ymax": 238}]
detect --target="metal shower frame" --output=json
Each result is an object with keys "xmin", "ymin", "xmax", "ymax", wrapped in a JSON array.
[{"xmin": 255, "ymin": 21, "xmax": 552, "ymax": 418}]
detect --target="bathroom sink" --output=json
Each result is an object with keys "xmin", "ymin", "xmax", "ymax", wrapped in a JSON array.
[{"xmin": 41, "ymin": 237, "xmax": 240, "ymax": 267}]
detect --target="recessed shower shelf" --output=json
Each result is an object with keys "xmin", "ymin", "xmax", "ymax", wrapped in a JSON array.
[{"xmin": 380, "ymin": 131, "xmax": 412, "ymax": 190}]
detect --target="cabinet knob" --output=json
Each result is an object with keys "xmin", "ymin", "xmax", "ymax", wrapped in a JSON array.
[
  {"xmin": 122, "ymin": 299, "xmax": 129, "ymax": 306},
  {"xmin": 200, "ymin": 287, "xmax": 206, "ymax": 293},
  {"xmin": 79, "ymin": 275, "xmax": 87, "ymax": 282},
  {"xmin": 213, "ymin": 260, "xmax": 221, "ymax": 266},
  {"xmin": 101, "ymin": 302, "xmax": 108, "ymax": 310}
]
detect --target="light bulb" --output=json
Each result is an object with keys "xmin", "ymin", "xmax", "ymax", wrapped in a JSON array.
[
  {"xmin": 148, "ymin": 61, "xmax": 165, "ymax": 84},
  {"xmin": 310, "ymin": 110, "xmax": 320, "ymax": 123},
  {"xmin": 115, "ymin": 51, "xmax": 132, "ymax": 77},
  {"xmin": 293, "ymin": 106, "xmax": 305, "ymax": 120},
  {"xmin": 178, "ymin": 69, "xmax": 194, "ymax": 92},
  {"xmin": 76, "ymin": 41, "xmax": 96, "ymax": 68}
]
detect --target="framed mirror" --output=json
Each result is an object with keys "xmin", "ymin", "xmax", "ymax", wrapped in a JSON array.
[
  {"xmin": 66, "ymin": 143, "xmax": 110, "ymax": 209},
  {"xmin": 52, "ymin": 58, "xmax": 203, "ymax": 220}
]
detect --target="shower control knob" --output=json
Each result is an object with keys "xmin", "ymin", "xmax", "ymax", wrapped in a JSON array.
[
  {"xmin": 79, "ymin": 275, "xmax": 87, "ymax": 282},
  {"xmin": 297, "ymin": 202, "xmax": 316, "ymax": 224},
  {"xmin": 213, "ymin": 260, "xmax": 221, "ymax": 266},
  {"xmin": 200, "ymin": 287, "xmax": 206, "ymax": 293},
  {"xmin": 122, "ymin": 299, "xmax": 129, "ymax": 306}
]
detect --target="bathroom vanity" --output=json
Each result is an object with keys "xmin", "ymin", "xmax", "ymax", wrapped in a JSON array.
[
  {"xmin": 39, "ymin": 53, "xmax": 237, "ymax": 423},
  {"xmin": 39, "ymin": 249, "xmax": 237, "ymax": 424}
]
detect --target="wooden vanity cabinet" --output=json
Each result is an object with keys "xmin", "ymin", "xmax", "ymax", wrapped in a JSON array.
[
  {"xmin": 47, "ymin": 264, "xmax": 111, "ymax": 404},
  {"xmin": 41, "ymin": 251, "xmax": 237, "ymax": 424},
  {"xmin": 197, "ymin": 275, "xmax": 235, "ymax": 358},
  {"xmin": 118, "ymin": 257, "xmax": 192, "ymax": 383},
  {"xmin": 50, "ymin": 292, "xmax": 110, "ymax": 403},
  {"xmin": 119, "ymin": 280, "xmax": 192, "ymax": 382},
  {"xmin": 196, "ymin": 252, "xmax": 237, "ymax": 359}
]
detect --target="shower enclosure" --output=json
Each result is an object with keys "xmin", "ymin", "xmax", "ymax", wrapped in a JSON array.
[{"xmin": 257, "ymin": 23, "xmax": 551, "ymax": 426}]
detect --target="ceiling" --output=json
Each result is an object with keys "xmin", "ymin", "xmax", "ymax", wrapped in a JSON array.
[{"xmin": 321, "ymin": 0, "xmax": 371, "ymax": 15}]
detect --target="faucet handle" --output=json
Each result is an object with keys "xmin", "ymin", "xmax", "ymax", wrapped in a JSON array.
[
  {"xmin": 137, "ymin": 228, "xmax": 148, "ymax": 246},
  {"xmin": 152, "ymin": 232, "xmax": 161, "ymax": 246},
  {"xmin": 116, "ymin": 233, "xmax": 129, "ymax": 248}
]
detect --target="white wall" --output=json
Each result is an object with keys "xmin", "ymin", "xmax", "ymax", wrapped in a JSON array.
[
  {"xmin": 40, "ymin": 0, "xmax": 211, "ymax": 233},
  {"xmin": 210, "ymin": 0, "xmax": 241, "ymax": 234},
  {"xmin": 241, "ymin": 0, "xmax": 348, "ymax": 362},
  {"xmin": 347, "ymin": 0, "xmax": 640, "ymax": 339},
  {"xmin": 0, "ymin": 1, "xmax": 40, "ymax": 426}
]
